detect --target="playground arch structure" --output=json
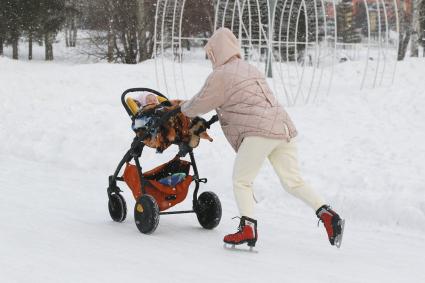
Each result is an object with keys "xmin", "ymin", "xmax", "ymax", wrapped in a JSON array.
[{"xmin": 153, "ymin": 0, "xmax": 399, "ymax": 106}]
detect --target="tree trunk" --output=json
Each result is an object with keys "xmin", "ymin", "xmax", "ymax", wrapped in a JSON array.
[
  {"xmin": 410, "ymin": 32, "xmax": 419, "ymax": 57},
  {"xmin": 398, "ymin": 0, "xmax": 412, "ymax": 60},
  {"xmin": 45, "ymin": 33, "xmax": 54, "ymax": 61},
  {"xmin": 28, "ymin": 33, "xmax": 33, "ymax": 60},
  {"xmin": 122, "ymin": 31, "xmax": 137, "ymax": 64},
  {"xmin": 71, "ymin": 22, "xmax": 77, "ymax": 47},
  {"xmin": 136, "ymin": 0, "xmax": 146, "ymax": 62},
  {"xmin": 136, "ymin": 0, "xmax": 155, "ymax": 62},
  {"xmin": 12, "ymin": 38, "xmax": 18, "ymax": 60},
  {"xmin": 411, "ymin": 0, "xmax": 419, "ymax": 57},
  {"xmin": 107, "ymin": 10, "xmax": 114, "ymax": 62},
  {"xmin": 107, "ymin": 29, "xmax": 114, "ymax": 62},
  {"xmin": 69, "ymin": 16, "xmax": 77, "ymax": 47},
  {"xmin": 0, "ymin": 37, "xmax": 3, "ymax": 56},
  {"xmin": 398, "ymin": 31, "xmax": 411, "ymax": 60},
  {"xmin": 129, "ymin": 29, "xmax": 138, "ymax": 64},
  {"xmin": 65, "ymin": 28, "xmax": 70, "ymax": 47},
  {"xmin": 419, "ymin": 0, "xmax": 425, "ymax": 56}
]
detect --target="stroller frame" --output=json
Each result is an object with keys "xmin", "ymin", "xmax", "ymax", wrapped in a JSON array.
[{"xmin": 107, "ymin": 88, "xmax": 221, "ymax": 233}]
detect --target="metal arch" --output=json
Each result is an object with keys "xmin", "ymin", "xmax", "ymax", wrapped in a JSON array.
[
  {"xmin": 154, "ymin": 0, "xmax": 399, "ymax": 104},
  {"xmin": 293, "ymin": 0, "xmax": 309, "ymax": 105},
  {"xmin": 253, "ymin": 0, "xmax": 263, "ymax": 69},
  {"xmin": 378, "ymin": 0, "xmax": 390, "ymax": 87},
  {"xmin": 325, "ymin": 0, "xmax": 337, "ymax": 98},
  {"xmin": 246, "ymin": 0, "xmax": 253, "ymax": 57},
  {"xmin": 285, "ymin": 0, "xmax": 296, "ymax": 104},
  {"xmin": 171, "ymin": 0, "xmax": 180, "ymax": 98},
  {"xmin": 214, "ymin": 0, "xmax": 221, "ymax": 30},
  {"xmin": 178, "ymin": 0, "xmax": 187, "ymax": 96},
  {"xmin": 264, "ymin": 0, "xmax": 273, "ymax": 80},
  {"xmin": 360, "ymin": 0, "xmax": 372, "ymax": 90},
  {"xmin": 222, "ymin": 0, "xmax": 231, "ymax": 27},
  {"xmin": 235, "ymin": 0, "xmax": 244, "ymax": 51},
  {"xmin": 391, "ymin": 0, "xmax": 400, "ymax": 84},
  {"xmin": 273, "ymin": 0, "xmax": 291, "ymax": 104},
  {"xmin": 312, "ymin": 0, "xmax": 328, "ymax": 103},
  {"xmin": 304, "ymin": 0, "xmax": 319, "ymax": 103},
  {"xmin": 154, "ymin": 0, "xmax": 161, "ymax": 89},
  {"xmin": 230, "ymin": 0, "xmax": 238, "ymax": 32},
  {"xmin": 160, "ymin": 0, "xmax": 170, "ymax": 95},
  {"xmin": 240, "ymin": 0, "xmax": 254, "ymax": 55},
  {"xmin": 247, "ymin": 0, "xmax": 254, "ymax": 59},
  {"xmin": 305, "ymin": 0, "xmax": 320, "ymax": 104},
  {"xmin": 373, "ymin": 0, "xmax": 383, "ymax": 88}
]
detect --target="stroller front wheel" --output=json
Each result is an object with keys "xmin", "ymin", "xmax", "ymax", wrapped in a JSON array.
[
  {"xmin": 195, "ymin": 191, "xmax": 222, "ymax": 229},
  {"xmin": 134, "ymin": 194, "xmax": 160, "ymax": 234},
  {"xmin": 108, "ymin": 192, "xmax": 127, "ymax": 222}
]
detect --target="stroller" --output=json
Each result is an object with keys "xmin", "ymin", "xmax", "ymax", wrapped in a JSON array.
[{"xmin": 107, "ymin": 88, "xmax": 222, "ymax": 234}]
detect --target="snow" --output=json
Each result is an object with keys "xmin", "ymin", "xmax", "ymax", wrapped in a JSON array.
[{"xmin": 1, "ymin": 42, "xmax": 425, "ymax": 282}]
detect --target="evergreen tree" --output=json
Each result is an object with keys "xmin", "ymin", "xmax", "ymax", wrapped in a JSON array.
[
  {"xmin": 64, "ymin": 0, "xmax": 80, "ymax": 47},
  {"xmin": 39, "ymin": 0, "xmax": 66, "ymax": 60},
  {"xmin": 2, "ymin": 0, "xmax": 25, "ymax": 59},
  {"xmin": 21, "ymin": 0, "xmax": 43, "ymax": 60},
  {"xmin": 0, "ymin": 1, "xmax": 5, "ymax": 55}
]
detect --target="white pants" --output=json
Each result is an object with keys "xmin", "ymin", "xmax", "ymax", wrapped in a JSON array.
[{"xmin": 232, "ymin": 136, "xmax": 325, "ymax": 218}]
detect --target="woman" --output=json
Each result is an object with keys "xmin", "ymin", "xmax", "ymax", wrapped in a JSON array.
[{"xmin": 181, "ymin": 28, "xmax": 344, "ymax": 248}]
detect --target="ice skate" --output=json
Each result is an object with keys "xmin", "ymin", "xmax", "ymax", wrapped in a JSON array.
[
  {"xmin": 316, "ymin": 205, "xmax": 345, "ymax": 248},
  {"xmin": 223, "ymin": 216, "xmax": 258, "ymax": 252}
]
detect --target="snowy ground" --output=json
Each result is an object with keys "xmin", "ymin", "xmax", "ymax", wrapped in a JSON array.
[{"xmin": 1, "ymin": 41, "xmax": 425, "ymax": 282}]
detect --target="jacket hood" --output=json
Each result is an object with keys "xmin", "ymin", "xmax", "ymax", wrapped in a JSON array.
[{"xmin": 204, "ymin": 28, "xmax": 241, "ymax": 69}]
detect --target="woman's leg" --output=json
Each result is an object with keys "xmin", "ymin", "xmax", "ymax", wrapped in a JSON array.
[
  {"xmin": 268, "ymin": 139, "xmax": 325, "ymax": 211},
  {"xmin": 232, "ymin": 136, "xmax": 280, "ymax": 218}
]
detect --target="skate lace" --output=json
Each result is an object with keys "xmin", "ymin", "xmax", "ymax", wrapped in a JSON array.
[{"xmin": 232, "ymin": 216, "xmax": 243, "ymax": 232}]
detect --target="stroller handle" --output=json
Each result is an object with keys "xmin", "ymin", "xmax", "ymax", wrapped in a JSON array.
[
  {"xmin": 207, "ymin": 115, "xmax": 219, "ymax": 127},
  {"xmin": 121, "ymin": 88, "xmax": 169, "ymax": 118}
]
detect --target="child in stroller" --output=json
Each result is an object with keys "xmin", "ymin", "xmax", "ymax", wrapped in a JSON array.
[{"xmin": 129, "ymin": 92, "xmax": 213, "ymax": 153}]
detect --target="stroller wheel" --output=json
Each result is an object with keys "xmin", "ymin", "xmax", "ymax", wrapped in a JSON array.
[
  {"xmin": 108, "ymin": 193, "xmax": 127, "ymax": 222},
  {"xmin": 134, "ymin": 195, "xmax": 160, "ymax": 234},
  {"xmin": 196, "ymin": 191, "xmax": 222, "ymax": 229}
]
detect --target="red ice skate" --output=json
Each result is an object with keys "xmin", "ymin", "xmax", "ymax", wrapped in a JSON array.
[
  {"xmin": 316, "ymin": 205, "xmax": 345, "ymax": 248},
  {"xmin": 223, "ymin": 216, "xmax": 258, "ymax": 251}
]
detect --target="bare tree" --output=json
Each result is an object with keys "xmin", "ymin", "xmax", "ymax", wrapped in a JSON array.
[
  {"xmin": 64, "ymin": 0, "xmax": 80, "ymax": 47},
  {"xmin": 135, "ymin": 0, "xmax": 155, "ymax": 62},
  {"xmin": 84, "ymin": 0, "xmax": 156, "ymax": 63},
  {"xmin": 106, "ymin": 0, "xmax": 114, "ymax": 62}
]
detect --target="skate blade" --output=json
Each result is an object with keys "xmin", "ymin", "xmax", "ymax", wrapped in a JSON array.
[
  {"xmin": 334, "ymin": 219, "xmax": 345, "ymax": 249},
  {"xmin": 223, "ymin": 243, "xmax": 258, "ymax": 253}
]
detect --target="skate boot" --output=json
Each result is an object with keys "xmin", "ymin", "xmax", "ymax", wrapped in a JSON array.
[
  {"xmin": 223, "ymin": 216, "xmax": 258, "ymax": 251},
  {"xmin": 316, "ymin": 205, "xmax": 345, "ymax": 248}
]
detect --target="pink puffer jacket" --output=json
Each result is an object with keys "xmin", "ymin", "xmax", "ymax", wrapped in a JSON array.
[{"xmin": 181, "ymin": 28, "xmax": 297, "ymax": 152}]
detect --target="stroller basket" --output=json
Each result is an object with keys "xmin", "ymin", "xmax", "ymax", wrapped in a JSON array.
[{"xmin": 123, "ymin": 158, "xmax": 193, "ymax": 211}]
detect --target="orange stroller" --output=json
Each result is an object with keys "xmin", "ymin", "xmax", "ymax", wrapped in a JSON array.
[{"xmin": 107, "ymin": 88, "xmax": 222, "ymax": 234}]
